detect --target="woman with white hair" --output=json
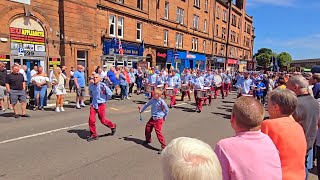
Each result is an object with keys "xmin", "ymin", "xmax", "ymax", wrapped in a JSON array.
[
  {"xmin": 51, "ymin": 67, "xmax": 68, "ymax": 112},
  {"xmin": 162, "ymin": 137, "xmax": 222, "ymax": 180}
]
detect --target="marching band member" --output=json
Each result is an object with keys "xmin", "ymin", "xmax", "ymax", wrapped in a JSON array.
[
  {"xmin": 192, "ymin": 71, "xmax": 205, "ymax": 113},
  {"xmin": 235, "ymin": 72, "xmax": 253, "ymax": 97},
  {"xmin": 214, "ymin": 69, "xmax": 225, "ymax": 99},
  {"xmin": 204, "ymin": 70, "xmax": 214, "ymax": 106},
  {"xmin": 180, "ymin": 69, "xmax": 193, "ymax": 101},
  {"xmin": 166, "ymin": 70, "xmax": 181, "ymax": 108},
  {"xmin": 147, "ymin": 69, "xmax": 158, "ymax": 99},
  {"xmin": 224, "ymin": 70, "xmax": 233, "ymax": 97},
  {"xmin": 139, "ymin": 88, "xmax": 169, "ymax": 153}
]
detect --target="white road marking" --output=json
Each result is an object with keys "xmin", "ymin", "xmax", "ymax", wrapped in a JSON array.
[
  {"xmin": 110, "ymin": 108, "xmax": 119, "ymax": 111},
  {"xmin": 0, "ymin": 123, "xmax": 87, "ymax": 145},
  {"xmin": 174, "ymin": 103, "xmax": 187, "ymax": 106}
]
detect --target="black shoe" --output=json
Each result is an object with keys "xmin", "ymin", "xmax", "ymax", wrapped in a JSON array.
[
  {"xmin": 87, "ymin": 136, "xmax": 99, "ymax": 142},
  {"xmin": 222, "ymin": 97, "xmax": 225, "ymax": 99},
  {"xmin": 14, "ymin": 114, "xmax": 20, "ymax": 118},
  {"xmin": 143, "ymin": 141, "xmax": 151, "ymax": 145},
  {"xmin": 158, "ymin": 149, "xmax": 164, "ymax": 154},
  {"xmin": 169, "ymin": 105, "xmax": 172, "ymax": 109},
  {"xmin": 111, "ymin": 124, "xmax": 117, "ymax": 136},
  {"xmin": 197, "ymin": 110, "xmax": 201, "ymax": 113},
  {"xmin": 21, "ymin": 114, "xmax": 30, "ymax": 118}
]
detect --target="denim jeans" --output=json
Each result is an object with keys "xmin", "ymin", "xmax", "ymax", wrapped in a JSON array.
[
  {"xmin": 34, "ymin": 85, "xmax": 47, "ymax": 108},
  {"xmin": 125, "ymin": 83, "xmax": 129, "ymax": 97}
]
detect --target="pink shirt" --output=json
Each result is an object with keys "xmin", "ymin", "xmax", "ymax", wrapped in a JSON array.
[{"xmin": 215, "ymin": 131, "xmax": 282, "ymax": 180}]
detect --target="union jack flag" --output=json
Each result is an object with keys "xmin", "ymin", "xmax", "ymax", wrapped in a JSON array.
[{"xmin": 118, "ymin": 38, "xmax": 123, "ymax": 55}]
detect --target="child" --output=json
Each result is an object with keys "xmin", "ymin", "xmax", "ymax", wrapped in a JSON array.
[
  {"xmin": 255, "ymin": 78, "xmax": 266, "ymax": 104},
  {"xmin": 139, "ymin": 88, "xmax": 169, "ymax": 153}
]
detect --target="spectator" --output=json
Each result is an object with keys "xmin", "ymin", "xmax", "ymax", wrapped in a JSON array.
[
  {"xmin": 119, "ymin": 69, "xmax": 127, "ymax": 100},
  {"xmin": 61, "ymin": 66, "xmax": 67, "ymax": 86},
  {"xmin": 287, "ymin": 75, "xmax": 319, "ymax": 178},
  {"xmin": 276, "ymin": 77, "xmax": 286, "ymax": 89},
  {"xmin": 129, "ymin": 68, "xmax": 135, "ymax": 97},
  {"xmin": 214, "ymin": 96, "xmax": 282, "ymax": 180},
  {"xmin": 162, "ymin": 137, "xmax": 222, "ymax": 180},
  {"xmin": 311, "ymin": 73, "xmax": 320, "ymax": 99},
  {"xmin": 69, "ymin": 67, "xmax": 75, "ymax": 93},
  {"xmin": 261, "ymin": 89, "xmax": 307, "ymax": 180},
  {"xmin": 5, "ymin": 65, "xmax": 29, "ymax": 118},
  {"xmin": 74, "ymin": 65, "xmax": 86, "ymax": 109},
  {"xmin": 19, "ymin": 65, "xmax": 27, "ymax": 82},
  {"xmin": 124, "ymin": 67, "xmax": 130, "ymax": 99},
  {"xmin": 30, "ymin": 65, "xmax": 38, "ymax": 77},
  {"xmin": 136, "ymin": 67, "xmax": 143, "ymax": 94},
  {"xmin": 51, "ymin": 67, "xmax": 68, "ymax": 112},
  {"xmin": 0, "ymin": 63, "xmax": 7, "ymax": 111},
  {"xmin": 107, "ymin": 67, "xmax": 117, "ymax": 93},
  {"xmin": 31, "ymin": 66, "xmax": 49, "ymax": 111}
]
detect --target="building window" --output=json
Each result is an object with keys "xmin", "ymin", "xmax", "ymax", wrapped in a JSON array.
[
  {"xmin": 137, "ymin": 0, "xmax": 143, "ymax": 10},
  {"xmin": 192, "ymin": 37, "xmax": 198, "ymax": 51},
  {"xmin": 216, "ymin": 25, "xmax": 219, "ymax": 36},
  {"xmin": 136, "ymin": 22, "xmax": 142, "ymax": 41},
  {"xmin": 215, "ymin": 43, "xmax": 218, "ymax": 54},
  {"xmin": 203, "ymin": 40, "xmax": 206, "ymax": 53},
  {"xmin": 117, "ymin": 17, "xmax": 124, "ymax": 38},
  {"xmin": 216, "ymin": 6, "xmax": 220, "ymax": 19},
  {"xmin": 244, "ymin": 22, "xmax": 247, "ymax": 32},
  {"xmin": 231, "ymin": 14, "xmax": 237, "ymax": 26},
  {"xmin": 176, "ymin": 33, "xmax": 183, "ymax": 48},
  {"xmin": 205, "ymin": 0, "xmax": 208, "ymax": 11},
  {"xmin": 77, "ymin": 50, "xmax": 87, "ymax": 73},
  {"xmin": 164, "ymin": 30, "xmax": 168, "ymax": 46},
  {"xmin": 109, "ymin": 15, "xmax": 116, "ymax": 37},
  {"xmin": 176, "ymin": 7, "xmax": 184, "ymax": 24},
  {"xmin": 230, "ymin": 31, "xmax": 236, "ymax": 42},
  {"xmin": 193, "ymin": 15, "xmax": 199, "ymax": 29},
  {"xmin": 223, "ymin": 10, "xmax": 227, "ymax": 22},
  {"xmin": 221, "ymin": 44, "xmax": 225, "ymax": 55},
  {"xmin": 222, "ymin": 27, "xmax": 226, "ymax": 40},
  {"xmin": 247, "ymin": 24, "xmax": 251, "ymax": 34},
  {"xmin": 194, "ymin": 0, "xmax": 200, "ymax": 7},
  {"xmin": 204, "ymin": 19, "xmax": 207, "ymax": 33},
  {"xmin": 116, "ymin": 0, "xmax": 124, "ymax": 3},
  {"xmin": 164, "ymin": 2, "xmax": 169, "ymax": 19}
]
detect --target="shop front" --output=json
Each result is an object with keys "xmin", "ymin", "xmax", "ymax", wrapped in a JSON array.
[
  {"xmin": 226, "ymin": 58, "xmax": 238, "ymax": 72},
  {"xmin": 9, "ymin": 17, "xmax": 47, "ymax": 76},
  {"xmin": 239, "ymin": 60, "xmax": 247, "ymax": 72},
  {"xmin": 167, "ymin": 50, "xmax": 206, "ymax": 72},
  {"xmin": 210, "ymin": 57, "xmax": 226, "ymax": 70},
  {"xmin": 0, "ymin": 55, "xmax": 11, "ymax": 71},
  {"xmin": 156, "ymin": 48, "xmax": 167, "ymax": 70},
  {"xmin": 247, "ymin": 60, "xmax": 256, "ymax": 71},
  {"xmin": 101, "ymin": 39, "xmax": 145, "ymax": 69}
]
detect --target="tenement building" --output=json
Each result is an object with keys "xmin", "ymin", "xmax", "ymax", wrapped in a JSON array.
[{"xmin": 0, "ymin": 0, "xmax": 254, "ymax": 77}]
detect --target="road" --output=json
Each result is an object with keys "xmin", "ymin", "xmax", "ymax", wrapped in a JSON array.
[{"xmin": 0, "ymin": 92, "xmax": 317, "ymax": 180}]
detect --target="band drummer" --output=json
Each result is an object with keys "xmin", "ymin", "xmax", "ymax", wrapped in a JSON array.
[
  {"xmin": 192, "ymin": 71, "xmax": 205, "ymax": 113},
  {"xmin": 235, "ymin": 72, "xmax": 253, "ymax": 97},
  {"xmin": 166, "ymin": 70, "xmax": 181, "ymax": 108},
  {"xmin": 180, "ymin": 69, "xmax": 193, "ymax": 101}
]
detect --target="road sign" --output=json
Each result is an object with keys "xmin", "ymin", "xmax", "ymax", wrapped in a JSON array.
[{"xmin": 18, "ymin": 48, "xmax": 24, "ymax": 57}]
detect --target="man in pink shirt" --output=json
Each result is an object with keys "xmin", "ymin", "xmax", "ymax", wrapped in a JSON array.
[{"xmin": 214, "ymin": 96, "xmax": 282, "ymax": 180}]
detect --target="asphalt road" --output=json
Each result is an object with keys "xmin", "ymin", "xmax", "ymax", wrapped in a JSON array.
[{"xmin": 0, "ymin": 93, "xmax": 317, "ymax": 180}]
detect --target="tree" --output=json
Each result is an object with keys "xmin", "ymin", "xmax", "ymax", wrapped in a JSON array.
[
  {"xmin": 277, "ymin": 52, "xmax": 292, "ymax": 68},
  {"xmin": 254, "ymin": 48, "xmax": 274, "ymax": 67}
]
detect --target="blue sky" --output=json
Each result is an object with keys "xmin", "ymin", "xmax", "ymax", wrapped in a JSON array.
[{"xmin": 246, "ymin": 0, "xmax": 320, "ymax": 60}]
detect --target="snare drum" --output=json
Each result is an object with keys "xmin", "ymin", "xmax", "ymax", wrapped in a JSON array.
[
  {"xmin": 204, "ymin": 87, "xmax": 211, "ymax": 97},
  {"xmin": 157, "ymin": 84, "xmax": 164, "ymax": 91},
  {"xmin": 181, "ymin": 84, "xmax": 189, "ymax": 91},
  {"xmin": 166, "ymin": 87, "xmax": 174, "ymax": 96},
  {"xmin": 197, "ymin": 89, "xmax": 208, "ymax": 99},
  {"xmin": 146, "ymin": 85, "xmax": 155, "ymax": 93}
]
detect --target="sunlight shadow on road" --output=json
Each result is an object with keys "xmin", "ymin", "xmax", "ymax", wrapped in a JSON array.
[
  {"xmin": 211, "ymin": 112, "xmax": 231, "ymax": 120},
  {"xmin": 120, "ymin": 135, "xmax": 161, "ymax": 152},
  {"xmin": 67, "ymin": 129, "xmax": 91, "ymax": 140}
]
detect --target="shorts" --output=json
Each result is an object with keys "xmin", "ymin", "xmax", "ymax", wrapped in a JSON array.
[
  {"xmin": 10, "ymin": 90, "xmax": 27, "ymax": 105},
  {"xmin": 76, "ymin": 87, "xmax": 86, "ymax": 97},
  {"xmin": 0, "ymin": 86, "xmax": 5, "ymax": 99}
]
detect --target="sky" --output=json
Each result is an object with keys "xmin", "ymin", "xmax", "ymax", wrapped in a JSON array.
[{"xmin": 246, "ymin": 0, "xmax": 320, "ymax": 60}]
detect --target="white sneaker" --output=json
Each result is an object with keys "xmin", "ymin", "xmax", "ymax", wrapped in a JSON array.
[
  {"xmin": 76, "ymin": 104, "xmax": 81, "ymax": 109},
  {"xmin": 80, "ymin": 104, "xmax": 86, "ymax": 107},
  {"xmin": 2, "ymin": 108, "xmax": 5, "ymax": 112},
  {"xmin": 55, "ymin": 107, "xmax": 60, "ymax": 112},
  {"xmin": 60, "ymin": 107, "xmax": 65, "ymax": 112},
  {"xmin": 126, "ymin": 97, "xmax": 130, "ymax": 100}
]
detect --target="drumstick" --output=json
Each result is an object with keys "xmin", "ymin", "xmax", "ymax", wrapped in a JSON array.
[{"xmin": 138, "ymin": 106, "xmax": 143, "ymax": 121}]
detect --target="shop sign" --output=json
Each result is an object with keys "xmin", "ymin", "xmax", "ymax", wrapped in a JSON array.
[
  {"xmin": 156, "ymin": 49, "xmax": 167, "ymax": 62},
  {"xmin": 0, "ymin": 55, "xmax": 10, "ymax": 61},
  {"xmin": 186, "ymin": 53, "xmax": 196, "ymax": 59},
  {"xmin": 49, "ymin": 58, "xmax": 61, "ymax": 67},
  {"xmin": 10, "ymin": 0, "xmax": 31, "ymax": 5},
  {"xmin": 10, "ymin": 27, "xmax": 45, "ymax": 45},
  {"xmin": 157, "ymin": 52, "xmax": 167, "ymax": 59},
  {"xmin": 227, "ymin": 59, "xmax": 238, "ymax": 65}
]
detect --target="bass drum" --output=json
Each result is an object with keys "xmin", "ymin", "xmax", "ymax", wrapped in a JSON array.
[{"xmin": 214, "ymin": 75, "xmax": 222, "ymax": 87}]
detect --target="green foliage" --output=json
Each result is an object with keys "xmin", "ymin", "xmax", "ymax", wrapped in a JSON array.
[
  {"xmin": 277, "ymin": 52, "xmax": 292, "ymax": 67},
  {"xmin": 254, "ymin": 48, "xmax": 292, "ymax": 68}
]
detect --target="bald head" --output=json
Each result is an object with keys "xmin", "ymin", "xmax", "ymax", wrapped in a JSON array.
[{"xmin": 232, "ymin": 96, "xmax": 265, "ymax": 130}]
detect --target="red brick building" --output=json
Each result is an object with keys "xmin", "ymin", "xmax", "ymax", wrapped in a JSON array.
[{"xmin": 0, "ymin": 0, "xmax": 254, "ymax": 78}]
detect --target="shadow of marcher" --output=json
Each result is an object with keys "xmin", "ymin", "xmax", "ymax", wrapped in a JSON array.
[
  {"xmin": 121, "ymin": 135, "xmax": 161, "ymax": 152},
  {"xmin": 0, "ymin": 112, "xmax": 15, "ymax": 118},
  {"xmin": 222, "ymin": 100, "xmax": 234, "ymax": 104},
  {"xmin": 67, "ymin": 129, "xmax": 91, "ymax": 140},
  {"xmin": 217, "ymin": 107, "xmax": 232, "ymax": 112},
  {"xmin": 174, "ymin": 106, "xmax": 196, "ymax": 113},
  {"xmin": 212, "ymin": 112, "xmax": 231, "ymax": 119},
  {"xmin": 133, "ymin": 100, "xmax": 147, "ymax": 105},
  {"xmin": 310, "ymin": 166, "xmax": 318, "ymax": 176}
]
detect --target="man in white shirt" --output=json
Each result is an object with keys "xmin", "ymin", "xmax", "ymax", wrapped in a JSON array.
[
  {"xmin": 18, "ymin": 65, "xmax": 28, "ymax": 82},
  {"xmin": 30, "ymin": 66, "xmax": 38, "ymax": 77}
]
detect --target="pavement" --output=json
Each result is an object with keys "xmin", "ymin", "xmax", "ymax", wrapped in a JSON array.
[{"xmin": 0, "ymin": 92, "xmax": 317, "ymax": 180}]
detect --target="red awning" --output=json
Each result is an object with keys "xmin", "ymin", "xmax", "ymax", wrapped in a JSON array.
[{"xmin": 228, "ymin": 59, "xmax": 238, "ymax": 64}]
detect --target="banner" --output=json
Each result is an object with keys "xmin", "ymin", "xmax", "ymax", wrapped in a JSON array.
[{"xmin": 0, "ymin": 55, "xmax": 10, "ymax": 62}]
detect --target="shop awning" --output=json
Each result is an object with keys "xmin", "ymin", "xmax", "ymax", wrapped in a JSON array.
[{"xmin": 100, "ymin": 54, "xmax": 148, "ymax": 62}]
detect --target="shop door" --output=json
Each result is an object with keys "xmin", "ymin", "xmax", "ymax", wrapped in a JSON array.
[
  {"xmin": 23, "ymin": 59, "xmax": 40, "ymax": 84},
  {"xmin": 189, "ymin": 60, "xmax": 194, "ymax": 69}
]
